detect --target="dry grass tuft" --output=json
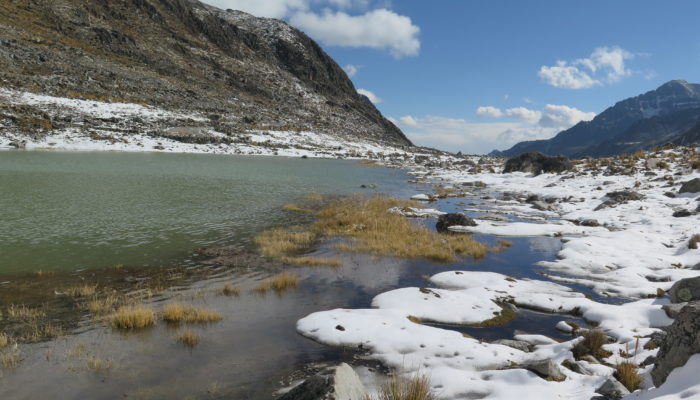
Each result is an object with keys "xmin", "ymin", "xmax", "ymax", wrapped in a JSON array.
[
  {"xmin": 110, "ymin": 305, "xmax": 156, "ymax": 330},
  {"xmin": 6, "ymin": 304, "xmax": 45, "ymax": 319},
  {"xmin": 407, "ymin": 315, "xmax": 423, "ymax": 324},
  {"xmin": 162, "ymin": 303, "xmax": 222, "ymax": 324},
  {"xmin": 615, "ymin": 361, "xmax": 643, "ymax": 392},
  {"xmin": 255, "ymin": 228, "xmax": 317, "ymax": 258},
  {"xmin": 303, "ymin": 194, "xmax": 324, "ymax": 201},
  {"xmin": 176, "ymin": 330, "xmax": 200, "ymax": 347},
  {"xmin": 0, "ymin": 333, "xmax": 9, "ymax": 348},
  {"xmin": 317, "ymin": 196, "xmax": 486, "ymax": 263},
  {"xmin": 689, "ymin": 234, "xmax": 700, "ymax": 250},
  {"xmin": 0, "ymin": 350, "xmax": 20, "ymax": 369},
  {"xmin": 283, "ymin": 256, "xmax": 343, "ymax": 268},
  {"xmin": 283, "ymin": 203, "xmax": 313, "ymax": 213},
  {"xmin": 368, "ymin": 373, "xmax": 436, "ymax": 400},
  {"xmin": 256, "ymin": 273, "xmax": 300, "ymax": 294},
  {"xmin": 218, "ymin": 283, "xmax": 240, "ymax": 297},
  {"xmin": 573, "ymin": 329, "xmax": 612, "ymax": 360},
  {"xmin": 358, "ymin": 159, "xmax": 383, "ymax": 167},
  {"xmin": 65, "ymin": 284, "xmax": 98, "ymax": 297},
  {"xmin": 86, "ymin": 356, "xmax": 111, "ymax": 372},
  {"xmin": 87, "ymin": 294, "xmax": 121, "ymax": 316}
]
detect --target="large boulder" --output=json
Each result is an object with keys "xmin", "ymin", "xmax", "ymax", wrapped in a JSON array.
[
  {"xmin": 593, "ymin": 377, "xmax": 630, "ymax": 399},
  {"xmin": 519, "ymin": 359, "xmax": 566, "ymax": 381},
  {"xmin": 436, "ymin": 213, "xmax": 476, "ymax": 233},
  {"xmin": 651, "ymin": 301, "xmax": 700, "ymax": 386},
  {"xmin": 679, "ymin": 178, "xmax": 700, "ymax": 194},
  {"xmin": 502, "ymin": 152, "xmax": 572, "ymax": 176},
  {"xmin": 668, "ymin": 276, "xmax": 700, "ymax": 303},
  {"xmin": 279, "ymin": 363, "xmax": 367, "ymax": 400}
]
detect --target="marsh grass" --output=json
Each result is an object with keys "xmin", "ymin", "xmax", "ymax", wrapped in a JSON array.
[
  {"xmin": 283, "ymin": 256, "xmax": 343, "ymax": 268},
  {"xmin": 110, "ymin": 305, "xmax": 156, "ymax": 330},
  {"xmin": 469, "ymin": 305, "xmax": 516, "ymax": 327},
  {"xmin": 176, "ymin": 330, "xmax": 200, "ymax": 347},
  {"xmin": 66, "ymin": 284, "xmax": 98, "ymax": 297},
  {"xmin": 87, "ymin": 294, "xmax": 121, "ymax": 316},
  {"xmin": 283, "ymin": 203, "xmax": 313, "ymax": 213},
  {"xmin": 0, "ymin": 333, "xmax": 9, "ymax": 348},
  {"xmin": 255, "ymin": 228, "xmax": 317, "ymax": 258},
  {"xmin": 0, "ymin": 350, "xmax": 20, "ymax": 369},
  {"xmin": 358, "ymin": 160, "xmax": 383, "ymax": 167},
  {"xmin": 6, "ymin": 304, "xmax": 46, "ymax": 319},
  {"xmin": 162, "ymin": 303, "xmax": 222, "ymax": 324},
  {"xmin": 303, "ymin": 194, "xmax": 324, "ymax": 201},
  {"xmin": 572, "ymin": 329, "xmax": 612, "ymax": 360},
  {"xmin": 367, "ymin": 373, "xmax": 436, "ymax": 400},
  {"xmin": 615, "ymin": 361, "xmax": 643, "ymax": 392},
  {"xmin": 218, "ymin": 283, "xmax": 240, "ymax": 297},
  {"xmin": 86, "ymin": 356, "xmax": 111, "ymax": 372},
  {"xmin": 255, "ymin": 273, "xmax": 300, "ymax": 294},
  {"xmin": 316, "ymin": 196, "xmax": 486, "ymax": 262}
]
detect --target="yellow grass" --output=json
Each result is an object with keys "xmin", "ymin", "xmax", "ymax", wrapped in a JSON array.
[
  {"xmin": 255, "ymin": 228, "xmax": 317, "ymax": 258},
  {"xmin": 86, "ymin": 357, "xmax": 111, "ymax": 372},
  {"xmin": 316, "ymin": 196, "xmax": 487, "ymax": 263},
  {"xmin": 0, "ymin": 351, "xmax": 20, "ymax": 369},
  {"xmin": 368, "ymin": 373, "xmax": 436, "ymax": 400},
  {"xmin": 6, "ymin": 304, "xmax": 45, "ymax": 319},
  {"xmin": 358, "ymin": 159, "xmax": 383, "ymax": 167},
  {"xmin": 87, "ymin": 294, "xmax": 120, "ymax": 316},
  {"xmin": 303, "ymin": 194, "xmax": 324, "ymax": 201},
  {"xmin": 615, "ymin": 361, "xmax": 643, "ymax": 392},
  {"xmin": 27, "ymin": 322, "xmax": 64, "ymax": 342},
  {"xmin": 573, "ymin": 329, "xmax": 612, "ymax": 360},
  {"xmin": 65, "ymin": 284, "xmax": 98, "ymax": 297},
  {"xmin": 218, "ymin": 283, "xmax": 240, "ymax": 297},
  {"xmin": 177, "ymin": 330, "xmax": 200, "ymax": 347},
  {"xmin": 0, "ymin": 333, "xmax": 9, "ymax": 348},
  {"xmin": 162, "ymin": 303, "xmax": 222, "ymax": 324},
  {"xmin": 110, "ymin": 305, "xmax": 156, "ymax": 330},
  {"xmin": 283, "ymin": 256, "xmax": 343, "ymax": 268},
  {"xmin": 283, "ymin": 203, "xmax": 313, "ymax": 213},
  {"xmin": 256, "ymin": 273, "xmax": 300, "ymax": 294}
]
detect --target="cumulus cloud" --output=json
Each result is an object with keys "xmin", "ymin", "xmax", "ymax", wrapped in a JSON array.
[
  {"xmin": 505, "ymin": 107, "xmax": 542, "ymax": 124},
  {"xmin": 357, "ymin": 88, "xmax": 381, "ymax": 104},
  {"xmin": 398, "ymin": 115, "xmax": 419, "ymax": 127},
  {"xmin": 475, "ymin": 106, "xmax": 503, "ymax": 118},
  {"xmin": 538, "ymin": 46, "xmax": 635, "ymax": 89},
  {"xmin": 290, "ymin": 9, "xmax": 420, "ymax": 58},
  {"xmin": 343, "ymin": 64, "xmax": 360, "ymax": 77},
  {"xmin": 538, "ymin": 104, "xmax": 596, "ymax": 128}
]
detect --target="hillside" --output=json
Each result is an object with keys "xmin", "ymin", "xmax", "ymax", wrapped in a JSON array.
[
  {"xmin": 0, "ymin": 0, "xmax": 411, "ymax": 149},
  {"xmin": 496, "ymin": 80, "xmax": 700, "ymax": 157}
]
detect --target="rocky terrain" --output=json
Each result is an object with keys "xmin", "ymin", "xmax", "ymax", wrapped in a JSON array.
[
  {"xmin": 0, "ymin": 0, "xmax": 410, "ymax": 150},
  {"xmin": 495, "ymin": 80, "xmax": 700, "ymax": 158}
]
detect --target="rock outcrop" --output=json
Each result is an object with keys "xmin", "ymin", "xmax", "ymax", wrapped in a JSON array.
[
  {"xmin": 502, "ymin": 152, "xmax": 572, "ymax": 175},
  {"xmin": 436, "ymin": 213, "xmax": 477, "ymax": 233},
  {"xmin": 651, "ymin": 301, "xmax": 700, "ymax": 387},
  {"xmin": 679, "ymin": 178, "xmax": 700, "ymax": 194}
]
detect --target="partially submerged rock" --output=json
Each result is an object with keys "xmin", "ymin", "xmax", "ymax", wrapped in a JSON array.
[
  {"xmin": 492, "ymin": 339, "xmax": 531, "ymax": 352},
  {"xmin": 279, "ymin": 363, "xmax": 367, "ymax": 400},
  {"xmin": 502, "ymin": 152, "xmax": 572, "ymax": 176},
  {"xmin": 668, "ymin": 276, "xmax": 700, "ymax": 303},
  {"xmin": 651, "ymin": 301, "xmax": 700, "ymax": 386},
  {"xmin": 436, "ymin": 213, "xmax": 477, "ymax": 233}
]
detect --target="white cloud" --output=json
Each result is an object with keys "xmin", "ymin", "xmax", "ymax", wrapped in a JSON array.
[
  {"xmin": 357, "ymin": 88, "xmax": 381, "ymax": 104},
  {"xmin": 505, "ymin": 107, "xmax": 542, "ymax": 124},
  {"xmin": 398, "ymin": 115, "xmax": 419, "ymax": 127},
  {"xmin": 343, "ymin": 64, "xmax": 360, "ymax": 77},
  {"xmin": 538, "ymin": 104, "xmax": 596, "ymax": 128},
  {"xmin": 290, "ymin": 9, "xmax": 420, "ymax": 58},
  {"xmin": 203, "ymin": 0, "xmax": 308, "ymax": 18},
  {"xmin": 475, "ymin": 106, "xmax": 503, "ymax": 118},
  {"xmin": 538, "ymin": 46, "xmax": 636, "ymax": 89}
]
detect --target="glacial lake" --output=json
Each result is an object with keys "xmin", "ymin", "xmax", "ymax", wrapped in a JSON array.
[
  {"xmin": 0, "ymin": 150, "xmax": 414, "ymax": 274},
  {"xmin": 0, "ymin": 150, "xmax": 585, "ymax": 400}
]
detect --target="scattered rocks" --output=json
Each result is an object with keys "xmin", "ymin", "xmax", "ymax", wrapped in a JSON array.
[
  {"xmin": 652, "ymin": 301, "xmax": 700, "ymax": 386},
  {"xmin": 679, "ymin": 178, "xmax": 700, "ymax": 194},
  {"xmin": 436, "ymin": 213, "xmax": 476, "ymax": 233},
  {"xmin": 668, "ymin": 276, "xmax": 700, "ymax": 303},
  {"xmin": 502, "ymin": 152, "xmax": 572, "ymax": 176},
  {"xmin": 594, "ymin": 191, "xmax": 644, "ymax": 210},
  {"xmin": 278, "ymin": 363, "xmax": 367, "ymax": 400},
  {"xmin": 8, "ymin": 140, "xmax": 26, "ymax": 149}
]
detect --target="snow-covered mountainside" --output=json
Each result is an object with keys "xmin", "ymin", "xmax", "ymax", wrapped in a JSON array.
[
  {"xmin": 497, "ymin": 80, "xmax": 700, "ymax": 157},
  {"xmin": 0, "ymin": 0, "xmax": 409, "ymax": 149}
]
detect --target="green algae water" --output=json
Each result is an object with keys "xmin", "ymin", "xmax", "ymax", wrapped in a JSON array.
[{"xmin": 0, "ymin": 150, "xmax": 412, "ymax": 273}]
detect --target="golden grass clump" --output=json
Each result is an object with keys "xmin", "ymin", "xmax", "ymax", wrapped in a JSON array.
[
  {"xmin": 368, "ymin": 374, "xmax": 436, "ymax": 400},
  {"xmin": 572, "ymin": 329, "xmax": 612, "ymax": 360},
  {"xmin": 86, "ymin": 357, "xmax": 111, "ymax": 372},
  {"xmin": 615, "ymin": 361, "xmax": 644, "ymax": 392},
  {"xmin": 218, "ymin": 283, "xmax": 240, "ymax": 297},
  {"xmin": 0, "ymin": 351, "xmax": 20, "ymax": 370},
  {"xmin": 0, "ymin": 333, "xmax": 9, "ymax": 348},
  {"xmin": 316, "ymin": 196, "xmax": 487, "ymax": 263},
  {"xmin": 162, "ymin": 303, "xmax": 222, "ymax": 324},
  {"xmin": 256, "ymin": 273, "xmax": 300, "ymax": 294},
  {"xmin": 255, "ymin": 228, "xmax": 317, "ymax": 258},
  {"xmin": 176, "ymin": 330, "xmax": 200, "ymax": 347},
  {"xmin": 358, "ymin": 159, "xmax": 383, "ymax": 167},
  {"xmin": 283, "ymin": 203, "xmax": 313, "ymax": 213},
  {"xmin": 110, "ymin": 305, "xmax": 156, "ymax": 330},
  {"xmin": 6, "ymin": 304, "xmax": 45, "ymax": 319},
  {"xmin": 65, "ymin": 284, "xmax": 98, "ymax": 297},
  {"xmin": 284, "ymin": 256, "xmax": 343, "ymax": 268},
  {"xmin": 87, "ymin": 294, "xmax": 120, "ymax": 316}
]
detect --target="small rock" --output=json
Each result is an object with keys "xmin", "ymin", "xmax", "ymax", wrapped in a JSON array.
[
  {"xmin": 595, "ymin": 377, "xmax": 630, "ymax": 399},
  {"xmin": 679, "ymin": 178, "xmax": 700, "ymax": 194},
  {"xmin": 436, "ymin": 213, "xmax": 476, "ymax": 233},
  {"xmin": 335, "ymin": 325, "xmax": 345, "ymax": 331},
  {"xmin": 672, "ymin": 209, "xmax": 692, "ymax": 218},
  {"xmin": 519, "ymin": 359, "xmax": 566, "ymax": 381},
  {"xmin": 579, "ymin": 219, "xmax": 600, "ymax": 227},
  {"xmin": 493, "ymin": 339, "xmax": 531, "ymax": 352}
]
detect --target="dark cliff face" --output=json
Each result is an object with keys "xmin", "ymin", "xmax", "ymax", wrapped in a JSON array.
[
  {"xmin": 498, "ymin": 80, "xmax": 700, "ymax": 157},
  {"xmin": 0, "ymin": 0, "xmax": 410, "ymax": 146}
]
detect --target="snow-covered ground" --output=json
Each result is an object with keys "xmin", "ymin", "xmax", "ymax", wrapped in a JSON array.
[{"xmin": 297, "ymin": 149, "xmax": 700, "ymax": 399}]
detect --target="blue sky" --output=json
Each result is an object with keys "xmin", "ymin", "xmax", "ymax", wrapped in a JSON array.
[{"xmin": 203, "ymin": 0, "xmax": 700, "ymax": 154}]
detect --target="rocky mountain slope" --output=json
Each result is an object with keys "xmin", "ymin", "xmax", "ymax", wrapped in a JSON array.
[
  {"xmin": 0, "ymin": 0, "xmax": 411, "ymax": 148},
  {"xmin": 495, "ymin": 80, "xmax": 700, "ymax": 157}
]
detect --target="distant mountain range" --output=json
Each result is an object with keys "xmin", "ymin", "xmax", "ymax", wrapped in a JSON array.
[
  {"xmin": 493, "ymin": 80, "xmax": 700, "ymax": 157},
  {"xmin": 0, "ymin": 0, "xmax": 410, "ymax": 147}
]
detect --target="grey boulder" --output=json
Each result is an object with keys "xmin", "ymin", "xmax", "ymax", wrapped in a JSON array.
[
  {"xmin": 679, "ymin": 178, "xmax": 700, "ymax": 194},
  {"xmin": 651, "ymin": 301, "xmax": 700, "ymax": 387},
  {"xmin": 279, "ymin": 363, "xmax": 367, "ymax": 400},
  {"xmin": 668, "ymin": 276, "xmax": 700, "ymax": 303}
]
